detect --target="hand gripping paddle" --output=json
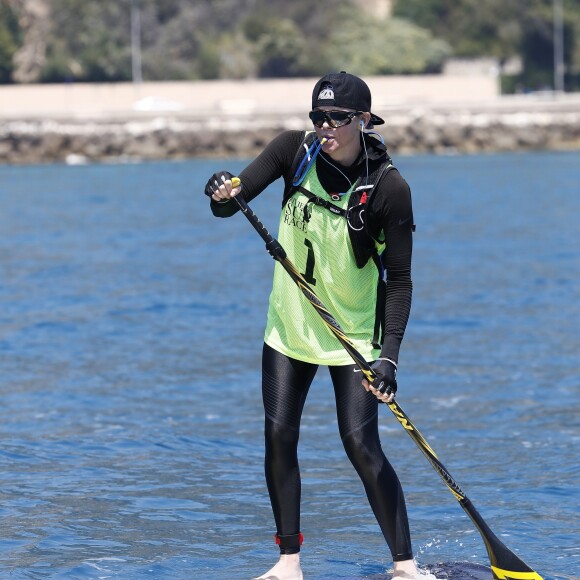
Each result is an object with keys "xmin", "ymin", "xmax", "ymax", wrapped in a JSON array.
[{"xmin": 229, "ymin": 177, "xmax": 543, "ymax": 580}]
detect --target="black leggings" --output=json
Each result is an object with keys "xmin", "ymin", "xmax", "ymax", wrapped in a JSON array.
[{"xmin": 262, "ymin": 343, "xmax": 413, "ymax": 561}]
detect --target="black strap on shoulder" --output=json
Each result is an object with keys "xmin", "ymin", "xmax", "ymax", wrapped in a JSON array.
[
  {"xmin": 295, "ymin": 185, "xmax": 346, "ymax": 222},
  {"xmin": 283, "ymin": 132, "xmax": 318, "ymax": 207},
  {"xmin": 371, "ymin": 252, "xmax": 386, "ymax": 349},
  {"xmin": 353, "ymin": 162, "xmax": 395, "ymax": 349},
  {"xmin": 356, "ymin": 162, "xmax": 395, "ymax": 217}
]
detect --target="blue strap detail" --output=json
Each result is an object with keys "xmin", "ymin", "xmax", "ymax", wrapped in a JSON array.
[{"xmin": 292, "ymin": 138, "xmax": 324, "ymax": 187}]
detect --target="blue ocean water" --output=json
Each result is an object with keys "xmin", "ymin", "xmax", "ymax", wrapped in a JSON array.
[{"xmin": 0, "ymin": 151, "xmax": 578, "ymax": 580}]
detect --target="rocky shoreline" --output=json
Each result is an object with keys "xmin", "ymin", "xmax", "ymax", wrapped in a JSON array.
[{"xmin": 2, "ymin": 96, "xmax": 580, "ymax": 164}]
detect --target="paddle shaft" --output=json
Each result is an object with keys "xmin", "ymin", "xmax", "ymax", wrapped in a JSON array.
[{"xmin": 230, "ymin": 187, "xmax": 542, "ymax": 580}]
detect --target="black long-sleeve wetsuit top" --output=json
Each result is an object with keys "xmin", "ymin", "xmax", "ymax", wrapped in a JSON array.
[{"xmin": 210, "ymin": 130, "xmax": 414, "ymax": 363}]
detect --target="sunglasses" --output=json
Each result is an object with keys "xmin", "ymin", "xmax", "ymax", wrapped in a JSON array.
[{"xmin": 308, "ymin": 110, "xmax": 363, "ymax": 128}]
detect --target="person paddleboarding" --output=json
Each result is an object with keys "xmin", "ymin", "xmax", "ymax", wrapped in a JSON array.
[{"xmin": 204, "ymin": 71, "xmax": 435, "ymax": 580}]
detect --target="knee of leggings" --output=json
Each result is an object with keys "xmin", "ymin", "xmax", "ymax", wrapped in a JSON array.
[
  {"xmin": 342, "ymin": 430, "xmax": 381, "ymax": 474},
  {"xmin": 265, "ymin": 418, "xmax": 299, "ymax": 454}
]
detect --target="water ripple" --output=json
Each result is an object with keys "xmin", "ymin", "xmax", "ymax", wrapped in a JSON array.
[{"xmin": 0, "ymin": 154, "xmax": 578, "ymax": 579}]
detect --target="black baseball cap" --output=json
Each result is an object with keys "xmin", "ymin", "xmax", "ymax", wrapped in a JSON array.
[{"xmin": 311, "ymin": 71, "xmax": 385, "ymax": 126}]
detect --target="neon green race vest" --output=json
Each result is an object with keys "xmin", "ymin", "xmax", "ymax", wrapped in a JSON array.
[{"xmin": 264, "ymin": 163, "xmax": 385, "ymax": 365}]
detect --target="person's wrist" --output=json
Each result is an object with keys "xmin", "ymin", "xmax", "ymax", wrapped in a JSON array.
[{"xmin": 377, "ymin": 357, "xmax": 397, "ymax": 369}]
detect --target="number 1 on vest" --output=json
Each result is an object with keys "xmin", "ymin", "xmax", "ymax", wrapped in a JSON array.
[{"xmin": 302, "ymin": 238, "xmax": 317, "ymax": 285}]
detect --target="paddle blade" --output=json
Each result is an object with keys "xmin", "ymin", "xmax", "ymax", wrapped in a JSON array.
[
  {"xmin": 491, "ymin": 568, "xmax": 543, "ymax": 580},
  {"xmin": 462, "ymin": 499, "xmax": 543, "ymax": 580}
]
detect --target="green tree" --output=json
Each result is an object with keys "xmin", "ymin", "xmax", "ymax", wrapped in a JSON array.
[
  {"xmin": 16, "ymin": 0, "xmax": 580, "ymax": 86},
  {"xmin": 392, "ymin": 0, "xmax": 580, "ymax": 91},
  {"xmin": 240, "ymin": 0, "xmax": 353, "ymax": 76},
  {"xmin": 140, "ymin": 3, "xmax": 206, "ymax": 81},
  {"xmin": 325, "ymin": 7, "xmax": 451, "ymax": 75},
  {"xmin": 518, "ymin": 0, "xmax": 579, "ymax": 90},
  {"xmin": 253, "ymin": 18, "xmax": 308, "ymax": 77},
  {"xmin": 0, "ymin": 1, "xmax": 21, "ymax": 83},
  {"xmin": 393, "ymin": 0, "xmax": 519, "ymax": 58},
  {"xmin": 225, "ymin": 40, "xmax": 258, "ymax": 79},
  {"xmin": 42, "ymin": 0, "xmax": 134, "ymax": 82}
]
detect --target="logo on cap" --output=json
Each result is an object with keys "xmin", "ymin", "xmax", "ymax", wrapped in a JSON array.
[{"xmin": 317, "ymin": 82, "xmax": 334, "ymax": 101}]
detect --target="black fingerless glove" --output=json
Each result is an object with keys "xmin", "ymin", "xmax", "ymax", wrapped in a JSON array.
[
  {"xmin": 371, "ymin": 358, "xmax": 397, "ymax": 396},
  {"xmin": 204, "ymin": 170, "xmax": 234, "ymax": 198}
]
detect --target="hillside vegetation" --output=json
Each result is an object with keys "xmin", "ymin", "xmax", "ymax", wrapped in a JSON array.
[{"xmin": 1, "ymin": 0, "xmax": 579, "ymax": 91}]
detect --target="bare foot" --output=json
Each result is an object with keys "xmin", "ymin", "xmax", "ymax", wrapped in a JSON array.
[
  {"xmin": 391, "ymin": 559, "xmax": 438, "ymax": 579},
  {"xmin": 252, "ymin": 554, "xmax": 303, "ymax": 580}
]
